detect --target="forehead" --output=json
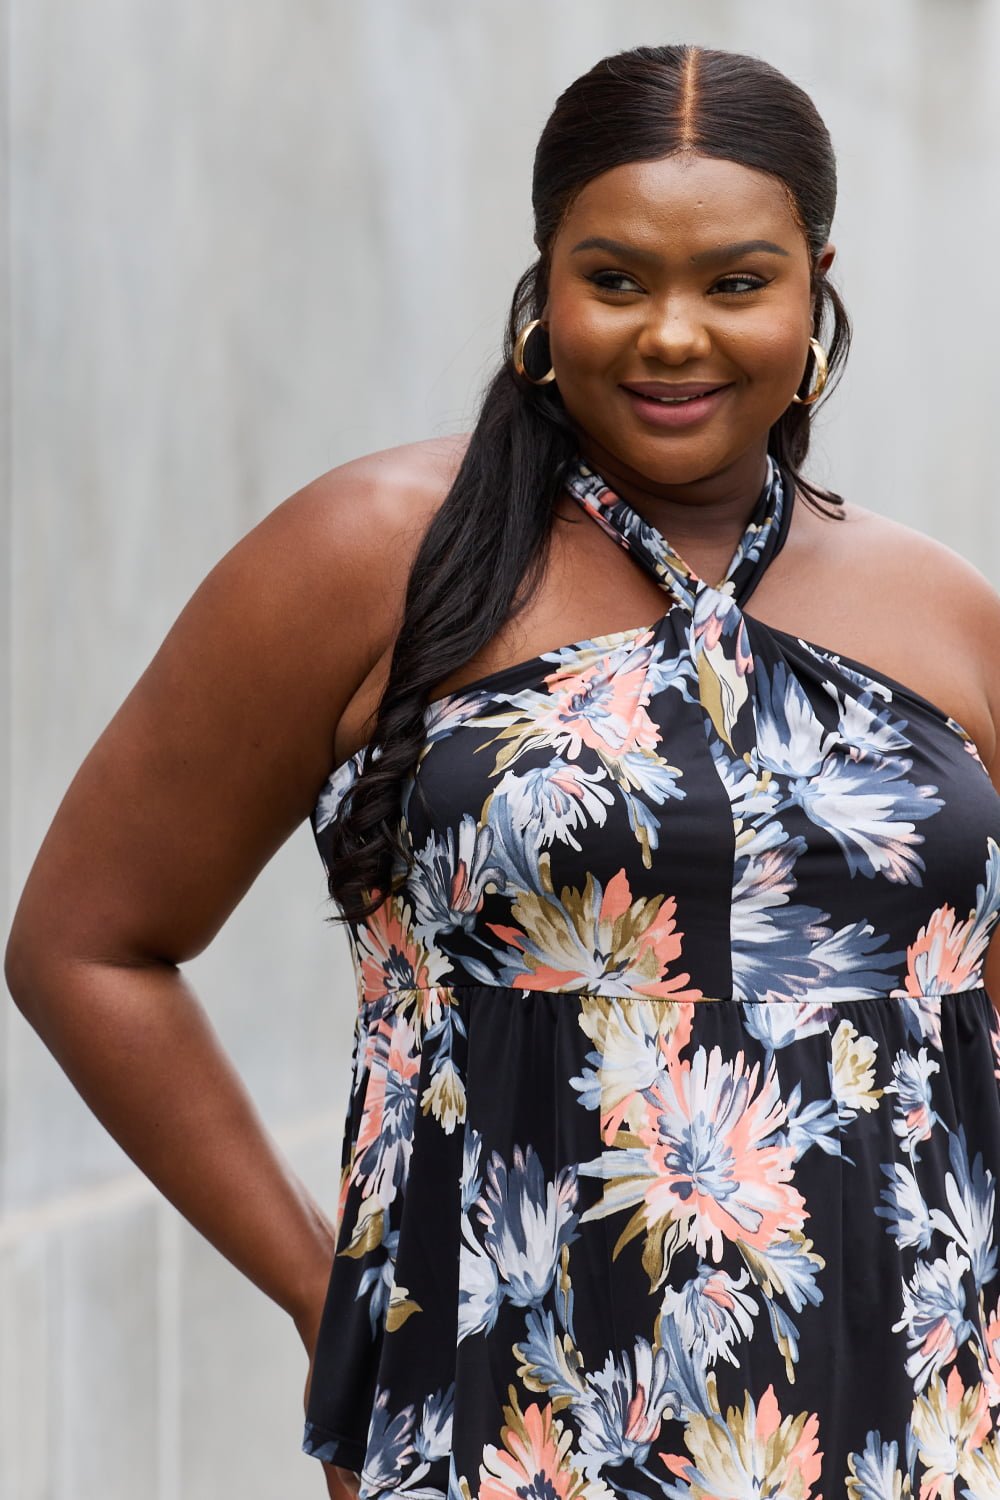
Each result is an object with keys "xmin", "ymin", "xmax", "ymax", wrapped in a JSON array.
[{"xmin": 556, "ymin": 153, "xmax": 805, "ymax": 254}]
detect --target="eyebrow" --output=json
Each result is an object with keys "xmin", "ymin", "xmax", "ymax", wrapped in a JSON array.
[{"xmin": 569, "ymin": 235, "xmax": 791, "ymax": 267}]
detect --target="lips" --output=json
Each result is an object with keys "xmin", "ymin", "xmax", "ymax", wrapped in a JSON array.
[
  {"xmin": 621, "ymin": 382, "xmax": 732, "ymax": 429},
  {"xmin": 622, "ymin": 380, "xmax": 732, "ymax": 402}
]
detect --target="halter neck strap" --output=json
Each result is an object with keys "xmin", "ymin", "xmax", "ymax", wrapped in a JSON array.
[{"xmin": 562, "ymin": 455, "xmax": 792, "ymax": 612}]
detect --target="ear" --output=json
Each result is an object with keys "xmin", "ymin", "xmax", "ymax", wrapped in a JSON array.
[
  {"xmin": 815, "ymin": 242, "xmax": 837, "ymax": 277},
  {"xmin": 810, "ymin": 243, "xmax": 837, "ymax": 323}
]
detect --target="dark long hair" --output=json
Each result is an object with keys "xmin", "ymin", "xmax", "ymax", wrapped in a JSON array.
[{"xmin": 325, "ymin": 43, "xmax": 851, "ymax": 923}]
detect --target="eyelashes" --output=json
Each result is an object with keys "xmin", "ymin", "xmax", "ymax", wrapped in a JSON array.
[
  {"xmin": 587, "ymin": 270, "xmax": 771, "ymax": 296},
  {"xmin": 715, "ymin": 274, "xmax": 771, "ymax": 296}
]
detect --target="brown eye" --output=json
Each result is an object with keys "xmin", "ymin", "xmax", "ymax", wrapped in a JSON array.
[
  {"xmin": 588, "ymin": 270, "xmax": 643, "ymax": 294},
  {"xmin": 714, "ymin": 274, "xmax": 770, "ymax": 296}
]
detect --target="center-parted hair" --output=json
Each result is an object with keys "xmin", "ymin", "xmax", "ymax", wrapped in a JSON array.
[{"xmin": 325, "ymin": 43, "xmax": 851, "ymax": 922}]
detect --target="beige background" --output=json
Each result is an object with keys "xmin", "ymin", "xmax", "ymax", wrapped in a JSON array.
[{"xmin": 3, "ymin": 1, "xmax": 999, "ymax": 1495}]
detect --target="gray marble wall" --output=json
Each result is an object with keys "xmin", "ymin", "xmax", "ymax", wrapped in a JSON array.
[{"xmin": 3, "ymin": 1, "xmax": 999, "ymax": 1495}]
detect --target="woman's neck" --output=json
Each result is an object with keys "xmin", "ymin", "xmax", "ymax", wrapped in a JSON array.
[{"xmin": 574, "ymin": 433, "xmax": 772, "ymax": 546}]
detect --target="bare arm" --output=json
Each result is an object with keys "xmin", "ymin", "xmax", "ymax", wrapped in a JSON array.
[{"xmin": 3, "ymin": 448, "xmax": 440, "ymax": 1491}]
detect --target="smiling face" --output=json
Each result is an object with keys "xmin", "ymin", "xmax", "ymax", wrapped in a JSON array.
[{"xmin": 541, "ymin": 152, "xmax": 835, "ymax": 504}]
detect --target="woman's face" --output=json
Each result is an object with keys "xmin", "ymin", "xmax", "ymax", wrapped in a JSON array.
[{"xmin": 541, "ymin": 152, "xmax": 836, "ymax": 500}]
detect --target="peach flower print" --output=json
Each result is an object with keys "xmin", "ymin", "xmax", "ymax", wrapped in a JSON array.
[
  {"xmin": 478, "ymin": 1388, "xmax": 612, "ymax": 1500},
  {"xmin": 910, "ymin": 1367, "xmax": 991, "ymax": 1500},
  {"xmin": 901, "ymin": 904, "xmax": 984, "ymax": 998},
  {"xmin": 351, "ymin": 1011, "xmax": 421, "ymax": 1208},
  {"xmin": 489, "ymin": 865, "xmax": 702, "ymax": 1000},
  {"xmin": 979, "ymin": 1295, "xmax": 1000, "ymax": 1405},
  {"xmin": 642, "ymin": 1044, "xmax": 807, "ymax": 1262},
  {"xmin": 660, "ymin": 1377, "xmax": 823, "ymax": 1499},
  {"xmin": 354, "ymin": 894, "xmax": 452, "ymax": 1006},
  {"xmin": 534, "ymin": 646, "xmax": 660, "ymax": 761}
]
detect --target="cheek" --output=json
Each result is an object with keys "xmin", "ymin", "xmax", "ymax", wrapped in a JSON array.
[
  {"xmin": 546, "ymin": 293, "xmax": 634, "ymax": 375},
  {"xmin": 732, "ymin": 308, "xmax": 812, "ymax": 379}
]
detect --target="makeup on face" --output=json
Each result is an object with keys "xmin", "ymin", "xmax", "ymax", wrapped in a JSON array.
[{"xmin": 541, "ymin": 153, "xmax": 827, "ymax": 502}]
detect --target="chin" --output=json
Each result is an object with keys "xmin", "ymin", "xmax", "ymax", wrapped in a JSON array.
[{"xmin": 605, "ymin": 436, "xmax": 739, "ymax": 486}]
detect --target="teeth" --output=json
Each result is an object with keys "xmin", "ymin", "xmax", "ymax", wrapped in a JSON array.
[{"xmin": 648, "ymin": 390, "xmax": 712, "ymax": 404}]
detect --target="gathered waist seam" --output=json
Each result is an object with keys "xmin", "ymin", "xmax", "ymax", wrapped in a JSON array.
[{"xmin": 353, "ymin": 981, "xmax": 993, "ymax": 1013}]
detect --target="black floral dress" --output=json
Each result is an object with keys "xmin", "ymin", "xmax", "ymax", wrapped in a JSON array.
[{"xmin": 302, "ymin": 455, "xmax": 1000, "ymax": 1499}]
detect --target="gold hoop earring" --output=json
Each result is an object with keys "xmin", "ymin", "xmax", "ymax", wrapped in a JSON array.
[
  {"xmin": 512, "ymin": 319, "xmax": 556, "ymax": 385},
  {"xmin": 791, "ymin": 337, "xmax": 829, "ymax": 406}
]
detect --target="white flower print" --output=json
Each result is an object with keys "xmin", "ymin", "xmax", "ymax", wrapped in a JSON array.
[{"xmin": 659, "ymin": 1261, "xmax": 759, "ymax": 1365}]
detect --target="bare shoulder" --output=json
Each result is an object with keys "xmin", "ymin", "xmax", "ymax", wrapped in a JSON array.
[
  {"xmin": 243, "ymin": 432, "xmax": 469, "ymax": 687},
  {"xmin": 822, "ymin": 496, "xmax": 1000, "ymax": 747},
  {"xmin": 836, "ymin": 495, "xmax": 991, "ymax": 571},
  {"xmin": 263, "ymin": 433, "xmax": 468, "ymax": 587},
  {"xmin": 836, "ymin": 498, "xmax": 1000, "ymax": 630}
]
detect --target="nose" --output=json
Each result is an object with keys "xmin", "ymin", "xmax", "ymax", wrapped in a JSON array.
[{"xmin": 634, "ymin": 294, "xmax": 714, "ymax": 364}]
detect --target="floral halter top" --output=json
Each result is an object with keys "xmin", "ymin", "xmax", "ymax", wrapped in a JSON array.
[{"xmin": 303, "ymin": 454, "xmax": 1000, "ymax": 1500}]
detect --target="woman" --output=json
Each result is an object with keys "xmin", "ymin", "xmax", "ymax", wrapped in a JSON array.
[{"xmin": 7, "ymin": 40, "xmax": 1000, "ymax": 1499}]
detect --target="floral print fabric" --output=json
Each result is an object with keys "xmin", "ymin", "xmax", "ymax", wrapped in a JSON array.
[{"xmin": 303, "ymin": 455, "xmax": 1000, "ymax": 1498}]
